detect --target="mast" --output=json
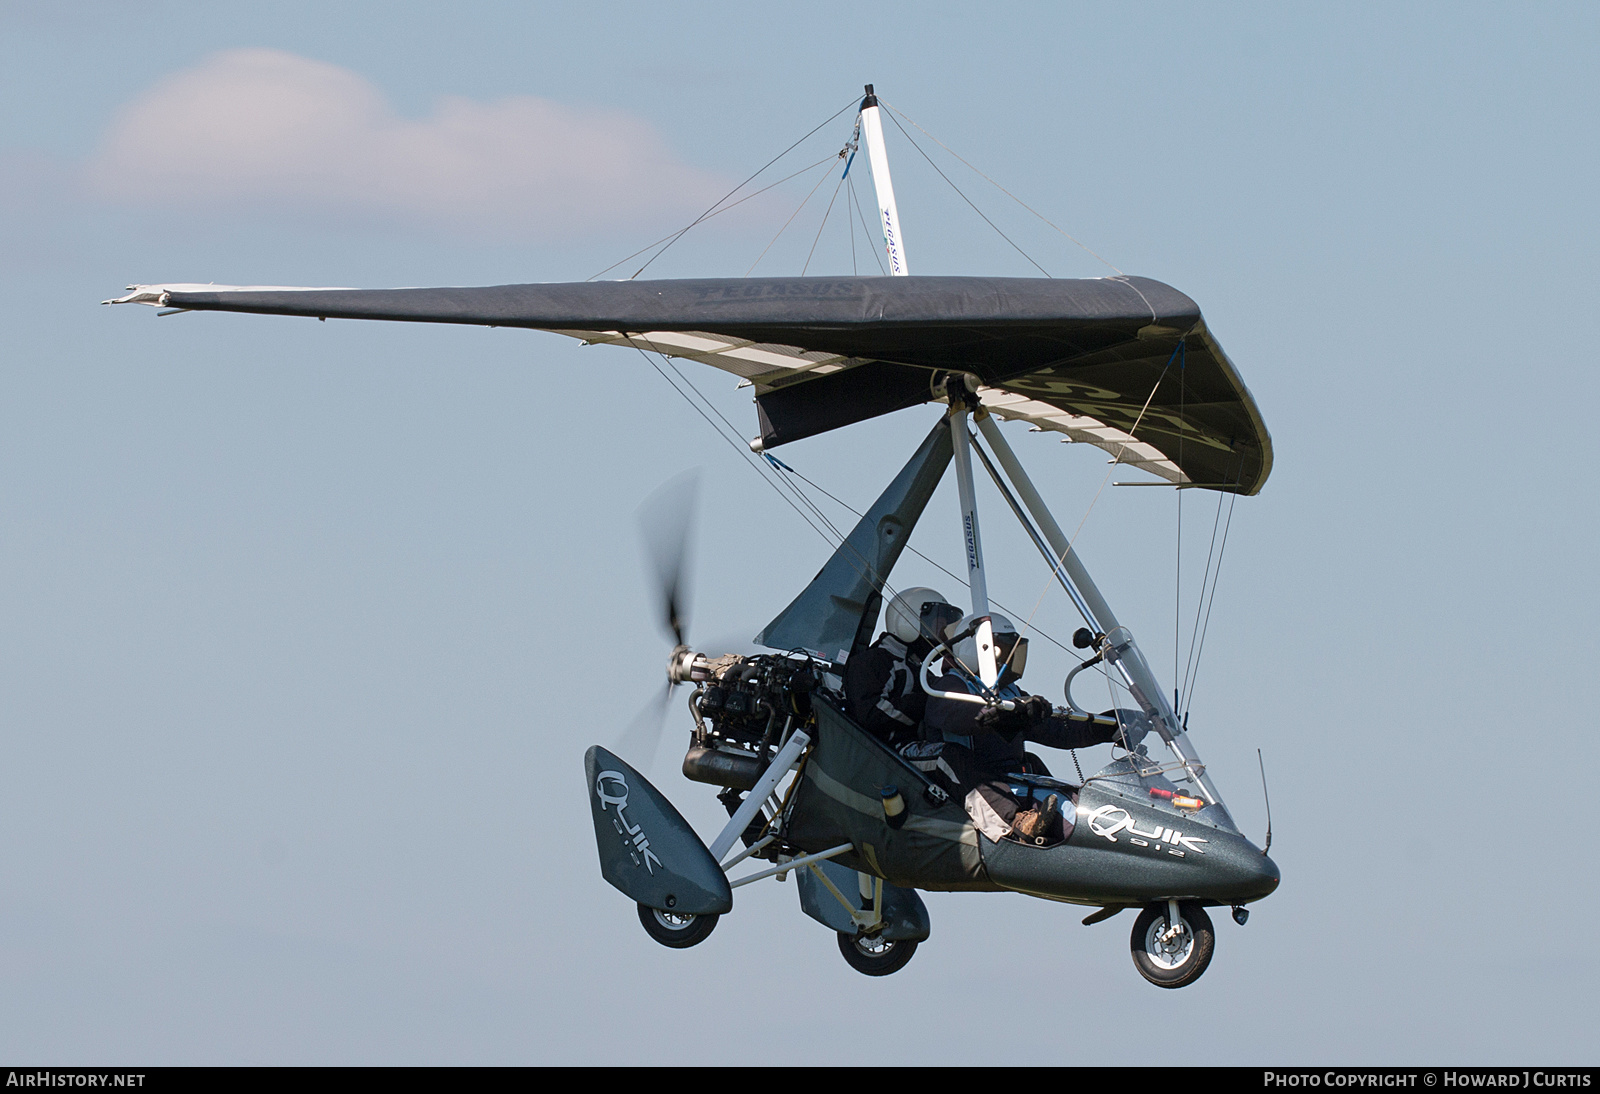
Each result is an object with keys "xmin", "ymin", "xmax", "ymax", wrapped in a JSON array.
[
  {"xmin": 864, "ymin": 87, "xmax": 986, "ymax": 683},
  {"xmin": 863, "ymin": 87, "xmax": 988, "ymax": 688},
  {"xmin": 859, "ymin": 85, "xmax": 909, "ymax": 276}
]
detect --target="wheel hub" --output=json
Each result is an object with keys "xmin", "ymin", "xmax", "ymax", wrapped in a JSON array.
[
  {"xmin": 853, "ymin": 934, "xmax": 894, "ymax": 957},
  {"xmin": 1147, "ymin": 918, "xmax": 1193, "ymax": 968}
]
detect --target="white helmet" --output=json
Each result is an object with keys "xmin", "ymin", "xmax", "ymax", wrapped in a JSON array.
[
  {"xmin": 884, "ymin": 587, "xmax": 957, "ymax": 644},
  {"xmin": 946, "ymin": 612, "xmax": 1029, "ymax": 681}
]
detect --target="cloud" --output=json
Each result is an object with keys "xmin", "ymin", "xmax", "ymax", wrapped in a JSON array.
[{"xmin": 86, "ymin": 49, "xmax": 728, "ymax": 239}]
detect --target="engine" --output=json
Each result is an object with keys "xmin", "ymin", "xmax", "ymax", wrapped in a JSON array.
[{"xmin": 669, "ymin": 648, "xmax": 820, "ymax": 791}]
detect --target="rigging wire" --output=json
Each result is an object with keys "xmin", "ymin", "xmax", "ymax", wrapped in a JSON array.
[
  {"xmin": 1176, "ymin": 342, "xmax": 1187, "ymax": 698},
  {"xmin": 601, "ymin": 96, "xmax": 860, "ymax": 282},
  {"xmin": 1175, "ymin": 473, "xmax": 1182, "ymax": 701},
  {"xmin": 881, "ymin": 109, "xmax": 1053, "ymax": 278},
  {"xmin": 804, "ymin": 122, "xmax": 860, "ymax": 278},
  {"xmin": 801, "ymin": 169, "xmax": 849, "ymax": 276},
  {"xmin": 966, "ymin": 429, "xmax": 1106, "ymax": 682},
  {"xmin": 651, "ymin": 347, "xmax": 854, "ymax": 552},
  {"xmin": 847, "ymin": 172, "xmax": 888, "ymax": 275},
  {"xmin": 587, "ymin": 154, "xmax": 841, "ymax": 281},
  {"xmin": 646, "ymin": 349, "xmax": 855, "ymax": 548},
  {"xmin": 631, "ymin": 343, "xmax": 957, "ymax": 656},
  {"xmin": 765, "ymin": 446, "xmax": 1090, "ymax": 664},
  {"xmin": 1179, "ymin": 484, "xmax": 1230, "ymax": 710},
  {"xmin": 1181, "ymin": 480, "xmax": 1239, "ymax": 722},
  {"xmin": 629, "ymin": 344, "xmax": 839, "ymax": 552},
  {"xmin": 879, "ymin": 98, "xmax": 1125, "ymax": 276},
  {"xmin": 746, "ymin": 156, "xmax": 839, "ymax": 276},
  {"xmin": 1065, "ymin": 342, "xmax": 1184, "ymax": 553},
  {"xmin": 605, "ymin": 91, "xmax": 1212, "ymax": 697},
  {"xmin": 997, "ymin": 342, "xmax": 1186, "ymax": 665},
  {"xmin": 846, "ymin": 171, "xmax": 859, "ymax": 275}
]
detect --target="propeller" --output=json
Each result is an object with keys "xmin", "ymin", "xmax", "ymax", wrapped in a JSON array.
[
  {"xmin": 638, "ymin": 469, "xmax": 700, "ymax": 649},
  {"xmin": 613, "ymin": 471, "xmax": 702, "ymax": 770}
]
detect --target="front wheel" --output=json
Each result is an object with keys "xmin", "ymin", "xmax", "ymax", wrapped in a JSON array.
[
  {"xmin": 637, "ymin": 903, "xmax": 718, "ymax": 949},
  {"xmin": 837, "ymin": 932, "xmax": 918, "ymax": 976},
  {"xmin": 1130, "ymin": 902, "xmax": 1214, "ymax": 988}
]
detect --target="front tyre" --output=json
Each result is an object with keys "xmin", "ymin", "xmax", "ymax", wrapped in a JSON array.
[
  {"xmin": 1130, "ymin": 902, "xmax": 1214, "ymax": 988},
  {"xmin": 837, "ymin": 932, "xmax": 918, "ymax": 976},
  {"xmin": 637, "ymin": 903, "xmax": 718, "ymax": 949}
]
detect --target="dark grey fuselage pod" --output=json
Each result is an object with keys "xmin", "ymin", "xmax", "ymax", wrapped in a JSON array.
[
  {"xmin": 584, "ymin": 746, "xmax": 732, "ymax": 916},
  {"xmin": 787, "ymin": 697, "xmax": 1278, "ymax": 908},
  {"xmin": 979, "ymin": 780, "xmax": 1279, "ymax": 906}
]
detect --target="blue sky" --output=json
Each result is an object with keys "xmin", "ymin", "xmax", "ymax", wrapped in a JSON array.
[{"xmin": 1, "ymin": 1, "xmax": 1596, "ymax": 1063}]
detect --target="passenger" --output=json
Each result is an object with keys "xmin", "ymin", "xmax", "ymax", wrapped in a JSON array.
[{"xmin": 844, "ymin": 587, "xmax": 961, "ymax": 745}]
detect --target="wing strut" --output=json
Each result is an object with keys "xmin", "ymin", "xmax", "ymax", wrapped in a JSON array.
[{"xmin": 948, "ymin": 397, "xmax": 999, "ymax": 687}]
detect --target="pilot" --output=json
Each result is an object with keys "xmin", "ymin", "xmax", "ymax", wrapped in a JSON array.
[
  {"xmin": 922, "ymin": 613, "xmax": 1127, "ymax": 837},
  {"xmin": 844, "ymin": 587, "xmax": 961, "ymax": 745}
]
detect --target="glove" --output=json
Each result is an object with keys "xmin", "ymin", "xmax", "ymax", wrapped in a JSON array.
[
  {"xmin": 975, "ymin": 694, "xmax": 1053, "ymax": 739},
  {"xmin": 1017, "ymin": 694, "xmax": 1054, "ymax": 725}
]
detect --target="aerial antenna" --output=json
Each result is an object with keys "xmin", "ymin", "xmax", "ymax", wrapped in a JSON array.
[
  {"xmin": 859, "ymin": 85, "xmax": 909, "ymax": 275},
  {"xmin": 1256, "ymin": 748, "xmax": 1273, "ymax": 855}
]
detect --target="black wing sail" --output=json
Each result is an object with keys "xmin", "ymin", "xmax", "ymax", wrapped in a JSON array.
[{"xmin": 107, "ymin": 275, "xmax": 1272, "ymax": 494}]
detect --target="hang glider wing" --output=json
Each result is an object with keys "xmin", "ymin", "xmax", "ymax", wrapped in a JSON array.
[{"xmin": 106, "ymin": 275, "xmax": 1272, "ymax": 494}]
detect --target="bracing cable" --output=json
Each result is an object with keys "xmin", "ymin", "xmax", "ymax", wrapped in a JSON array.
[
  {"xmin": 880, "ymin": 98, "xmax": 1125, "ymax": 276},
  {"xmin": 591, "ymin": 96, "xmax": 860, "ymax": 282},
  {"xmin": 1176, "ymin": 342, "xmax": 1187, "ymax": 698},
  {"xmin": 847, "ymin": 172, "xmax": 888, "ymax": 275},
  {"xmin": 635, "ymin": 344, "xmax": 938, "ymax": 649},
  {"xmin": 633, "ymin": 348, "xmax": 825, "ymax": 543},
  {"xmin": 746, "ymin": 156, "xmax": 839, "ymax": 276},
  {"xmin": 802, "ymin": 169, "xmax": 849, "ymax": 276},
  {"xmin": 882, "ymin": 109, "xmax": 1052, "ymax": 278},
  {"xmin": 1181, "ymin": 484, "xmax": 1238, "ymax": 722},
  {"xmin": 997, "ymin": 342, "xmax": 1185, "ymax": 660},
  {"xmin": 1179, "ymin": 486, "xmax": 1230, "ymax": 707},
  {"xmin": 588, "ymin": 154, "xmax": 841, "ymax": 281},
  {"xmin": 639, "ymin": 340, "xmax": 1118, "ymax": 674},
  {"xmin": 764, "ymin": 448, "xmax": 1086, "ymax": 664},
  {"xmin": 649, "ymin": 350, "xmax": 853, "ymax": 547}
]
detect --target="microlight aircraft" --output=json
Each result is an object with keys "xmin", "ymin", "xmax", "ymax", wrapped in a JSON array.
[{"xmin": 106, "ymin": 86, "xmax": 1278, "ymax": 987}]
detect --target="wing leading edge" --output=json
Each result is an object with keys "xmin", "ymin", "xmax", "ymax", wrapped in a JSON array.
[{"xmin": 106, "ymin": 275, "xmax": 1272, "ymax": 494}]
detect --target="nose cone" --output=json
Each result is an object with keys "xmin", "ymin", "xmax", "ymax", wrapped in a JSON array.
[
  {"xmin": 1209, "ymin": 838, "xmax": 1280, "ymax": 904},
  {"xmin": 1250, "ymin": 851, "xmax": 1282, "ymax": 900}
]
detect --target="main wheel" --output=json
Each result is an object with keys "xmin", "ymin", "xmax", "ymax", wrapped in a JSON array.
[
  {"xmin": 837, "ymin": 931, "xmax": 918, "ymax": 976},
  {"xmin": 637, "ymin": 903, "xmax": 719, "ymax": 949},
  {"xmin": 1130, "ymin": 902, "xmax": 1214, "ymax": 988}
]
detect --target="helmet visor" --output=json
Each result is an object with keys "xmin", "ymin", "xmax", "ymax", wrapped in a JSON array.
[
  {"xmin": 920, "ymin": 600, "xmax": 964, "ymax": 644},
  {"xmin": 995, "ymin": 633, "xmax": 1029, "ymax": 679}
]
